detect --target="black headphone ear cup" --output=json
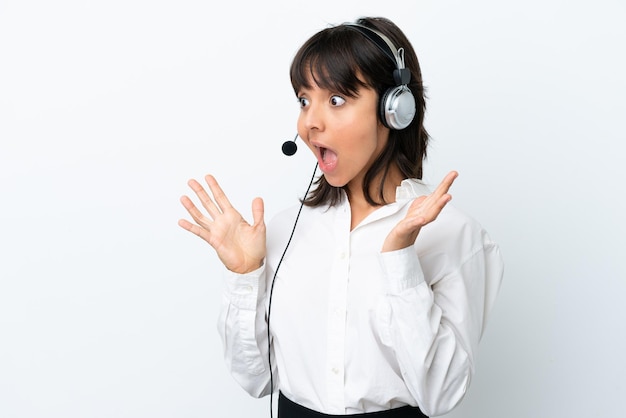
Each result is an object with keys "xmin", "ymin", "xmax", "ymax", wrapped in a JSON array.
[{"xmin": 380, "ymin": 85, "xmax": 416, "ymax": 130}]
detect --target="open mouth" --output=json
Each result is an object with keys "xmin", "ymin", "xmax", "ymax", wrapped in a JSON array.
[{"xmin": 318, "ymin": 146, "xmax": 337, "ymax": 170}]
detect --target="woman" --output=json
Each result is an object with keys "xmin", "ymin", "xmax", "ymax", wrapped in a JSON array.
[{"xmin": 179, "ymin": 16, "xmax": 503, "ymax": 418}]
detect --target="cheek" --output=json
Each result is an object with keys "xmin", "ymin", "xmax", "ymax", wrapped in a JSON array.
[{"xmin": 343, "ymin": 119, "xmax": 380, "ymax": 150}]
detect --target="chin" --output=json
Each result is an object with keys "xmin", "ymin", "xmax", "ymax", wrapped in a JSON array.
[{"xmin": 322, "ymin": 174, "xmax": 348, "ymax": 188}]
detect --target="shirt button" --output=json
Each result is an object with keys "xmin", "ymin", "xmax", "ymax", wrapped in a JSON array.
[
  {"xmin": 331, "ymin": 367, "xmax": 340, "ymax": 375},
  {"xmin": 339, "ymin": 252, "xmax": 347, "ymax": 260},
  {"xmin": 242, "ymin": 285, "xmax": 253, "ymax": 294}
]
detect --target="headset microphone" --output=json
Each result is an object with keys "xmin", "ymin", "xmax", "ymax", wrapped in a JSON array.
[{"xmin": 282, "ymin": 134, "xmax": 298, "ymax": 156}]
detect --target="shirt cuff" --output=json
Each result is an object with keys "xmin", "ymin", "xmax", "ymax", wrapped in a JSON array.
[
  {"xmin": 379, "ymin": 246, "xmax": 425, "ymax": 294},
  {"xmin": 223, "ymin": 263, "xmax": 266, "ymax": 310}
]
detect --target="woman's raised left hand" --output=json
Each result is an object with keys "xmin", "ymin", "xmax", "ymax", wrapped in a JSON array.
[{"xmin": 382, "ymin": 171, "xmax": 458, "ymax": 252}]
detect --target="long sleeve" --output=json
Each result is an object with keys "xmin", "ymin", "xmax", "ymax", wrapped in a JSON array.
[
  {"xmin": 216, "ymin": 264, "xmax": 277, "ymax": 398},
  {"xmin": 376, "ymin": 227, "xmax": 503, "ymax": 417}
]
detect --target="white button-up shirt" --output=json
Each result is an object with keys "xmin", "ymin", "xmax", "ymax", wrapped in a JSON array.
[{"xmin": 218, "ymin": 179, "xmax": 504, "ymax": 416}]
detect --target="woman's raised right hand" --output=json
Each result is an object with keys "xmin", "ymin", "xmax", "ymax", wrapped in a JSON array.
[{"xmin": 178, "ymin": 175, "xmax": 266, "ymax": 274}]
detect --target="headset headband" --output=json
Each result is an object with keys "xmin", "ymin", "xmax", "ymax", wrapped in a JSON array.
[{"xmin": 343, "ymin": 23, "xmax": 411, "ymax": 86}]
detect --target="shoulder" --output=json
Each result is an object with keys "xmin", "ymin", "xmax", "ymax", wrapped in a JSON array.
[
  {"xmin": 399, "ymin": 178, "xmax": 498, "ymax": 256},
  {"xmin": 429, "ymin": 204, "xmax": 495, "ymax": 248},
  {"xmin": 422, "ymin": 204, "xmax": 504, "ymax": 318},
  {"xmin": 416, "ymin": 202, "xmax": 502, "ymax": 279}
]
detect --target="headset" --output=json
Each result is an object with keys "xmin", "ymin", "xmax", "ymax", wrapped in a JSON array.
[
  {"xmin": 345, "ymin": 23, "xmax": 416, "ymax": 131},
  {"xmin": 282, "ymin": 22, "xmax": 416, "ymax": 156}
]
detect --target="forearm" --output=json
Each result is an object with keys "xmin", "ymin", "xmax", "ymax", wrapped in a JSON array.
[
  {"xmin": 216, "ymin": 264, "xmax": 275, "ymax": 397},
  {"xmin": 377, "ymin": 247, "xmax": 483, "ymax": 416},
  {"xmin": 385, "ymin": 284, "xmax": 472, "ymax": 416}
]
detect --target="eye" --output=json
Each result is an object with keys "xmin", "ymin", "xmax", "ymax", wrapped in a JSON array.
[
  {"xmin": 298, "ymin": 97, "xmax": 309, "ymax": 108},
  {"xmin": 330, "ymin": 95, "xmax": 346, "ymax": 106}
]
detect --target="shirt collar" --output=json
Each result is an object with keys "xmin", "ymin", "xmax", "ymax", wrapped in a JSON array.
[
  {"xmin": 395, "ymin": 178, "xmax": 432, "ymax": 202},
  {"xmin": 345, "ymin": 178, "xmax": 431, "ymax": 230}
]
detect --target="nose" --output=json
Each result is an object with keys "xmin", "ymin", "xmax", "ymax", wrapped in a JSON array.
[{"xmin": 299, "ymin": 101, "xmax": 325, "ymax": 133}]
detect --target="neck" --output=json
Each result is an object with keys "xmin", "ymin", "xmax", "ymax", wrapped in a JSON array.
[{"xmin": 347, "ymin": 164, "xmax": 404, "ymax": 230}]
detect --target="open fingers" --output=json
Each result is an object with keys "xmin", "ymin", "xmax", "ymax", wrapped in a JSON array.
[
  {"xmin": 408, "ymin": 171, "xmax": 458, "ymax": 226},
  {"xmin": 432, "ymin": 170, "xmax": 458, "ymax": 199},
  {"xmin": 179, "ymin": 194, "xmax": 212, "ymax": 228},
  {"xmin": 186, "ymin": 178, "xmax": 222, "ymax": 219},
  {"xmin": 423, "ymin": 171, "xmax": 458, "ymax": 214},
  {"xmin": 250, "ymin": 197, "xmax": 265, "ymax": 227},
  {"xmin": 177, "ymin": 218, "xmax": 211, "ymax": 242},
  {"xmin": 179, "ymin": 194, "xmax": 215, "ymax": 244},
  {"xmin": 186, "ymin": 174, "xmax": 234, "ymax": 219},
  {"xmin": 428, "ymin": 171, "xmax": 458, "ymax": 212},
  {"xmin": 204, "ymin": 175, "xmax": 235, "ymax": 213}
]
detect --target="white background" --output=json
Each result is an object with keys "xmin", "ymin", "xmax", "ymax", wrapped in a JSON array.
[{"xmin": 1, "ymin": 1, "xmax": 625, "ymax": 417}]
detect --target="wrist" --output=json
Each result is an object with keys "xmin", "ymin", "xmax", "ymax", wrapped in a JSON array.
[
  {"xmin": 230, "ymin": 259, "xmax": 264, "ymax": 274},
  {"xmin": 382, "ymin": 231, "xmax": 419, "ymax": 253}
]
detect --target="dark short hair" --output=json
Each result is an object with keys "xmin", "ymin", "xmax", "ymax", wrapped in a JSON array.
[{"xmin": 290, "ymin": 17, "xmax": 429, "ymax": 207}]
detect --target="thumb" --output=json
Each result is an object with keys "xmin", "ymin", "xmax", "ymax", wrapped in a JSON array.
[{"xmin": 251, "ymin": 197, "xmax": 265, "ymax": 227}]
